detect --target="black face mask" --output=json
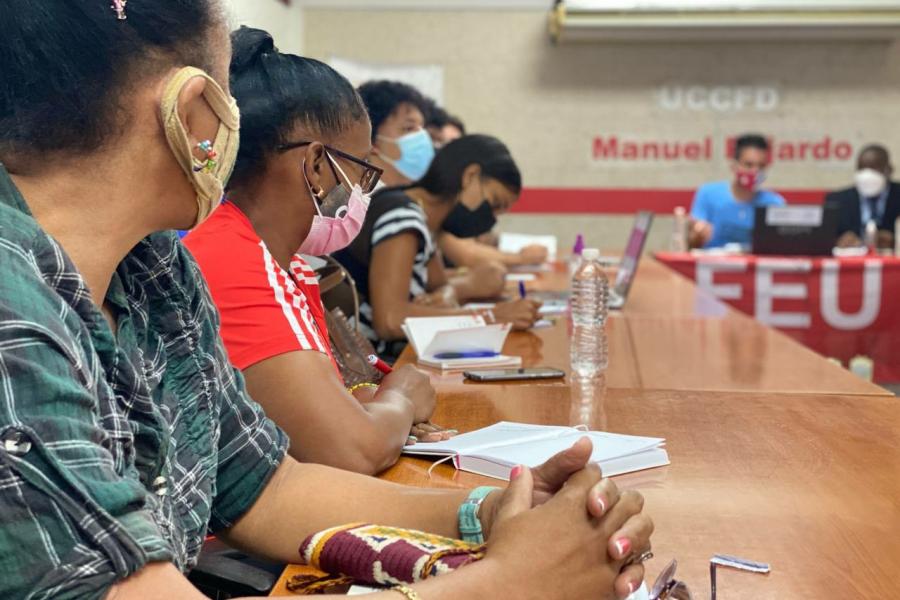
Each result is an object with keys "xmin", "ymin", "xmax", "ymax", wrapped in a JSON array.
[{"xmin": 442, "ymin": 199, "xmax": 497, "ymax": 238}]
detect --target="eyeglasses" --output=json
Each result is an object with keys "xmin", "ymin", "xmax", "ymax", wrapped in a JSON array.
[
  {"xmin": 650, "ymin": 555, "xmax": 770, "ymax": 600},
  {"xmin": 278, "ymin": 141, "xmax": 383, "ymax": 194}
]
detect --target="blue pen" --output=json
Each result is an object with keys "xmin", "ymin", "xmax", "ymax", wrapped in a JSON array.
[
  {"xmin": 518, "ymin": 280, "xmax": 527, "ymax": 299},
  {"xmin": 433, "ymin": 351, "xmax": 499, "ymax": 359}
]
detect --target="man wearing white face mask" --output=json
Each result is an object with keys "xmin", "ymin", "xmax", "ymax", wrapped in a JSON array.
[{"xmin": 827, "ymin": 144, "xmax": 900, "ymax": 249}]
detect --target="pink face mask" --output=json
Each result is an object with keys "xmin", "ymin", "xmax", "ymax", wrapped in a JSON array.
[
  {"xmin": 299, "ymin": 154, "xmax": 371, "ymax": 256},
  {"xmin": 736, "ymin": 168, "xmax": 766, "ymax": 191}
]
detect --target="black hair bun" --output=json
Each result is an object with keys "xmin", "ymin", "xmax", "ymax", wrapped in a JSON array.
[{"xmin": 230, "ymin": 26, "xmax": 277, "ymax": 72}]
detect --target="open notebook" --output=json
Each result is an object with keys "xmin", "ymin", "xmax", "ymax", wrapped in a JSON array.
[
  {"xmin": 403, "ymin": 421, "xmax": 669, "ymax": 480},
  {"xmin": 401, "ymin": 316, "xmax": 521, "ymax": 371}
]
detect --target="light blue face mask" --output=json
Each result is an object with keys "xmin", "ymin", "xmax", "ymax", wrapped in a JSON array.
[{"xmin": 378, "ymin": 128, "xmax": 436, "ymax": 181}]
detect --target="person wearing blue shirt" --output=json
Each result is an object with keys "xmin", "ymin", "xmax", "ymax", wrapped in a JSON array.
[{"xmin": 689, "ymin": 134, "xmax": 786, "ymax": 249}]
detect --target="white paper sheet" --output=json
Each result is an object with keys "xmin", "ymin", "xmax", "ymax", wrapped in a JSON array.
[{"xmin": 498, "ymin": 233, "xmax": 558, "ymax": 260}]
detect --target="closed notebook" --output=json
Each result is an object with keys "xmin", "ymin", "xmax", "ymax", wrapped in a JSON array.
[
  {"xmin": 466, "ymin": 301, "xmax": 566, "ymax": 318},
  {"xmin": 349, "ymin": 584, "xmax": 650, "ymax": 599},
  {"xmin": 403, "ymin": 421, "xmax": 669, "ymax": 480},
  {"xmin": 416, "ymin": 354, "xmax": 522, "ymax": 371}
]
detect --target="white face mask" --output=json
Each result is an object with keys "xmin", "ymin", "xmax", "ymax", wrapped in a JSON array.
[{"xmin": 855, "ymin": 168, "xmax": 888, "ymax": 199}]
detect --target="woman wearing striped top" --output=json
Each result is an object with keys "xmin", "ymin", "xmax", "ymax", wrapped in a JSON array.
[{"xmin": 335, "ymin": 135, "xmax": 542, "ymax": 357}]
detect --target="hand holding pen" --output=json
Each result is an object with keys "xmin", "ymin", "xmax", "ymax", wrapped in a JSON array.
[{"xmin": 367, "ymin": 355, "xmax": 457, "ymax": 444}]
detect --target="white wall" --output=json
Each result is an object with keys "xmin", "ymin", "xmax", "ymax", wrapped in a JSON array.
[
  {"xmin": 222, "ymin": 0, "xmax": 304, "ymax": 55},
  {"xmin": 302, "ymin": 9, "xmax": 900, "ymax": 191},
  {"xmin": 300, "ymin": 7, "xmax": 900, "ymax": 250}
]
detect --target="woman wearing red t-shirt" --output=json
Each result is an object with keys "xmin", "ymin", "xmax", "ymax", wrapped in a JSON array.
[{"xmin": 185, "ymin": 27, "xmax": 447, "ymax": 475}]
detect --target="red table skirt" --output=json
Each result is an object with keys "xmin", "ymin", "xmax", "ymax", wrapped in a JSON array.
[{"xmin": 655, "ymin": 252, "xmax": 900, "ymax": 383}]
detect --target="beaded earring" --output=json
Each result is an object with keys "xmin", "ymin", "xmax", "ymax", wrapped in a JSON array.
[
  {"xmin": 194, "ymin": 140, "xmax": 218, "ymax": 173},
  {"xmin": 111, "ymin": 0, "xmax": 127, "ymax": 20}
]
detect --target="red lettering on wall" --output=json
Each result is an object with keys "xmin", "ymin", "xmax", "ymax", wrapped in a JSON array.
[
  {"xmin": 593, "ymin": 136, "xmax": 620, "ymax": 159},
  {"xmin": 592, "ymin": 136, "xmax": 714, "ymax": 161}
]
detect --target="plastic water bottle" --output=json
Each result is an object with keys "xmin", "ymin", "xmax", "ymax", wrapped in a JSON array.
[
  {"xmin": 570, "ymin": 247, "xmax": 609, "ymax": 376},
  {"xmin": 894, "ymin": 216, "xmax": 900, "ymax": 256},
  {"xmin": 670, "ymin": 206, "xmax": 688, "ymax": 252},
  {"xmin": 865, "ymin": 219, "xmax": 878, "ymax": 254}
]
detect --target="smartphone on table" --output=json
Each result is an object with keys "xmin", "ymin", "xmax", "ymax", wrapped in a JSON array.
[{"xmin": 463, "ymin": 368, "xmax": 566, "ymax": 382}]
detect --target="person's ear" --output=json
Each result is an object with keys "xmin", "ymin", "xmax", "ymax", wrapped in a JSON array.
[
  {"xmin": 458, "ymin": 165, "xmax": 486, "ymax": 209},
  {"xmin": 173, "ymin": 75, "xmax": 220, "ymax": 165},
  {"xmin": 461, "ymin": 164, "xmax": 482, "ymax": 192},
  {"xmin": 302, "ymin": 142, "xmax": 330, "ymax": 199},
  {"xmin": 371, "ymin": 128, "xmax": 389, "ymax": 155}
]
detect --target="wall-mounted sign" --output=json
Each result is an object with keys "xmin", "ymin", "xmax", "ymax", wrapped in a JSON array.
[
  {"xmin": 592, "ymin": 135, "xmax": 854, "ymax": 163},
  {"xmin": 658, "ymin": 85, "xmax": 780, "ymax": 113}
]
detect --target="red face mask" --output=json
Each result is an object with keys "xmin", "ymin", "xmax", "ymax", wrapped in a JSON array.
[{"xmin": 736, "ymin": 168, "xmax": 766, "ymax": 191}]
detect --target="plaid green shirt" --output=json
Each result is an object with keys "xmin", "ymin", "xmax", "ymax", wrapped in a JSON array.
[{"xmin": 0, "ymin": 164, "xmax": 288, "ymax": 599}]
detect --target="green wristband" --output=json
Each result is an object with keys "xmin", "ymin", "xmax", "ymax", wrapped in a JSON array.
[{"xmin": 458, "ymin": 486, "xmax": 500, "ymax": 544}]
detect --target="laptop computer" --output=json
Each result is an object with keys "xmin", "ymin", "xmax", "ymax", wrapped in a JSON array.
[
  {"xmin": 610, "ymin": 211, "xmax": 654, "ymax": 309},
  {"xmin": 752, "ymin": 204, "xmax": 838, "ymax": 256}
]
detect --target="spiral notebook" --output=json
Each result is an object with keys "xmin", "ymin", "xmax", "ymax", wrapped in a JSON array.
[{"xmin": 403, "ymin": 421, "xmax": 669, "ymax": 480}]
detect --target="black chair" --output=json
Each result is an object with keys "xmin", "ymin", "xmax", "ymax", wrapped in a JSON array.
[
  {"xmin": 188, "ymin": 257, "xmax": 368, "ymax": 598},
  {"xmin": 188, "ymin": 537, "xmax": 283, "ymax": 599}
]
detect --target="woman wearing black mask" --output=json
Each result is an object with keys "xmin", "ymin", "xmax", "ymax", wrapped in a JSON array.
[
  {"xmin": 0, "ymin": 4, "xmax": 651, "ymax": 598},
  {"xmin": 440, "ymin": 184, "xmax": 550, "ymax": 269},
  {"xmin": 335, "ymin": 135, "xmax": 543, "ymax": 357}
]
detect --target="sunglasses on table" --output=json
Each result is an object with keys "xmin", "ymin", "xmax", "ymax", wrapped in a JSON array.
[
  {"xmin": 650, "ymin": 555, "xmax": 770, "ymax": 600},
  {"xmin": 277, "ymin": 140, "xmax": 383, "ymax": 194}
]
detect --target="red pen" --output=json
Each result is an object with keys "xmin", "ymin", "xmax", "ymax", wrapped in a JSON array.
[{"xmin": 367, "ymin": 354, "xmax": 393, "ymax": 374}]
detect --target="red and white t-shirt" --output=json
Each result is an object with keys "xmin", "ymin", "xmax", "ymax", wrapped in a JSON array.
[{"xmin": 184, "ymin": 201, "xmax": 337, "ymax": 373}]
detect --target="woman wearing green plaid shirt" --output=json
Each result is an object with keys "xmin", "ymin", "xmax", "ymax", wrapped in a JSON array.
[{"xmin": 0, "ymin": 1, "xmax": 651, "ymax": 599}]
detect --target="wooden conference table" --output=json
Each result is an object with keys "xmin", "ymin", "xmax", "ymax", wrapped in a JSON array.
[{"xmin": 272, "ymin": 259, "xmax": 898, "ymax": 598}]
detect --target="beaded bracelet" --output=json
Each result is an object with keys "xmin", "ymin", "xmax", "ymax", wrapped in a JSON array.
[
  {"xmin": 458, "ymin": 486, "xmax": 500, "ymax": 544},
  {"xmin": 392, "ymin": 584, "xmax": 422, "ymax": 600}
]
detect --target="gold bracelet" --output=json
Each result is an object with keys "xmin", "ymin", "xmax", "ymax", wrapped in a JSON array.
[
  {"xmin": 348, "ymin": 382, "xmax": 379, "ymax": 394},
  {"xmin": 392, "ymin": 584, "xmax": 422, "ymax": 600}
]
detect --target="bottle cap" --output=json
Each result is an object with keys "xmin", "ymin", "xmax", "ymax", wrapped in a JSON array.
[
  {"xmin": 582, "ymin": 247, "xmax": 600, "ymax": 261},
  {"xmin": 572, "ymin": 234, "xmax": 585, "ymax": 255}
]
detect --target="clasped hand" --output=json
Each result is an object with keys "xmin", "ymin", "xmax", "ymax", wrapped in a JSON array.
[{"xmin": 477, "ymin": 437, "xmax": 653, "ymax": 600}]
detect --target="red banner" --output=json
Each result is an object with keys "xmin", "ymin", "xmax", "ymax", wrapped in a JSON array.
[{"xmin": 655, "ymin": 253, "xmax": 900, "ymax": 383}]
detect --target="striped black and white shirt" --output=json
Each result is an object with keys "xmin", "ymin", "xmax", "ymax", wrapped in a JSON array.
[{"xmin": 334, "ymin": 188, "xmax": 436, "ymax": 356}]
